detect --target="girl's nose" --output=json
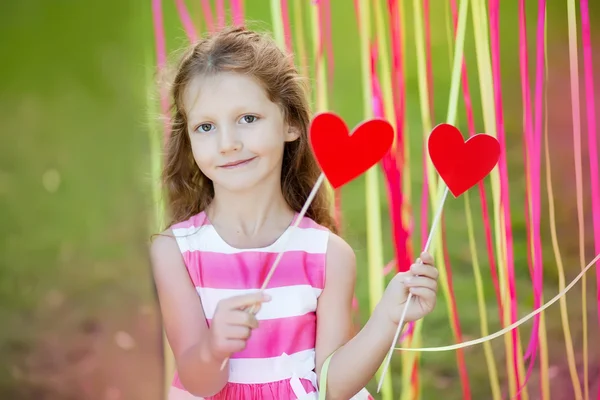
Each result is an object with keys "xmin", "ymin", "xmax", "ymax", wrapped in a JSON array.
[{"xmin": 218, "ymin": 127, "xmax": 242, "ymax": 154}]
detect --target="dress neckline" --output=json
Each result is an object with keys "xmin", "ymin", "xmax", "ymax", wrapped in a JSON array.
[{"xmin": 202, "ymin": 211, "xmax": 300, "ymax": 251}]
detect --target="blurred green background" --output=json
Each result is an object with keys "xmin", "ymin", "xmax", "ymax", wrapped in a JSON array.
[{"xmin": 1, "ymin": 0, "xmax": 599, "ymax": 399}]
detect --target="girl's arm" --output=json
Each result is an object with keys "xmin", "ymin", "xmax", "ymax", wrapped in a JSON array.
[
  {"xmin": 314, "ymin": 234, "xmax": 395, "ymax": 399},
  {"xmin": 315, "ymin": 234, "xmax": 437, "ymax": 400},
  {"xmin": 150, "ymin": 232, "xmax": 228, "ymax": 396}
]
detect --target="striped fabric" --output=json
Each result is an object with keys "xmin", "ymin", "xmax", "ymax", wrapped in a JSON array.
[
  {"xmin": 168, "ymin": 211, "xmax": 373, "ymax": 400},
  {"xmin": 169, "ymin": 211, "xmax": 325, "ymax": 400}
]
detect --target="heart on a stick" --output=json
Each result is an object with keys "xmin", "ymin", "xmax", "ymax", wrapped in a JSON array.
[
  {"xmin": 309, "ymin": 112, "xmax": 394, "ymax": 189},
  {"xmin": 428, "ymin": 123, "xmax": 501, "ymax": 197}
]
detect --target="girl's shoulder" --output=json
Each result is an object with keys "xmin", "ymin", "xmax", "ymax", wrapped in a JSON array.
[
  {"xmin": 296, "ymin": 214, "xmax": 331, "ymax": 232},
  {"xmin": 296, "ymin": 216, "xmax": 355, "ymax": 267},
  {"xmin": 166, "ymin": 212, "xmax": 216, "ymax": 258},
  {"xmin": 169, "ymin": 211, "xmax": 209, "ymax": 234},
  {"xmin": 299, "ymin": 216, "xmax": 354, "ymax": 266}
]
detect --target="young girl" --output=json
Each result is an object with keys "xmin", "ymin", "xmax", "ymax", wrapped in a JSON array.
[{"xmin": 150, "ymin": 26, "xmax": 439, "ymax": 400}]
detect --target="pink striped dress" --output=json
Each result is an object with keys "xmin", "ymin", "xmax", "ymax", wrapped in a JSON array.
[{"xmin": 167, "ymin": 211, "xmax": 373, "ymax": 400}]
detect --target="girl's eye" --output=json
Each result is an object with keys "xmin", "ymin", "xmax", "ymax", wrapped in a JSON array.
[
  {"xmin": 197, "ymin": 123, "xmax": 214, "ymax": 133},
  {"xmin": 240, "ymin": 115, "xmax": 258, "ymax": 124}
]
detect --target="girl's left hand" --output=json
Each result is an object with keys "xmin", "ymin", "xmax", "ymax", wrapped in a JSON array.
[{"xmin": 380, "ymin": 252, "xmax": 439, "ymax": 325}]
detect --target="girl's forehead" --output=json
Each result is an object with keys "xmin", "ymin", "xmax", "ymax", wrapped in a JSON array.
[{"xmin": 183, "ymin": 72, "xmax": 271, "ymax": 114}]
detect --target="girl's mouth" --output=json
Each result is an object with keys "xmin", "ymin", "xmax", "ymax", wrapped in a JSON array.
[{"xmin": 219, "ymin": 157, "xmax": 257, "ymax": 169}]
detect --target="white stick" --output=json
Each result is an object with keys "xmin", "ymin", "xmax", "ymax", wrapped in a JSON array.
[
  {"xmin": 376, "ymin": 186, "xmax": 449, "ymax": 393},
  {"xmin": 220, "ymin": 173, "xmax": 326, "ymax": 371}
]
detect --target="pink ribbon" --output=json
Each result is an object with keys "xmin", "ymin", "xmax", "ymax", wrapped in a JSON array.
[{"xmin": 174, "ymin": 0, "xmax": 197, "ymax": 42}]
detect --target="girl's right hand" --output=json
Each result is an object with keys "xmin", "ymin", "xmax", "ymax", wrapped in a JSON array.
[{"xmin": 208, "ymin": 291, "xmax": 271, "ymax": 361}]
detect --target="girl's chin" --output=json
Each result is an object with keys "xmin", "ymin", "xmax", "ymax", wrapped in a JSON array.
[{"xmin": 211, "ymin": 176, "xmax": 263, "ymax": 194}]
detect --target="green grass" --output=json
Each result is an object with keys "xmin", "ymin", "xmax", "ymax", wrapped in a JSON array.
[{"xmin": 1, "ymin": 0, "xmax": 599, "ymax": 399}]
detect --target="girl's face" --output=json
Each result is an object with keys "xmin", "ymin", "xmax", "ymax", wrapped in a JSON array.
[{"xmin": 183, "ymin": 72, "xmax": 300, "ymax": 194}]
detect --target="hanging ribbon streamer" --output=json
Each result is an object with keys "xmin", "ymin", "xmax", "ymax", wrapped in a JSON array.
[
  {"xmin": 579, "ymin": 7, "xmax": 600, "ymax": 397},
  {"xmin": 446, "ymin": 1, "xmax": 501, "ymax": 396},
  {"xmin": 152, "ymin": 0, "xmax": 170, "ymax": 143},
  {"xmin": 450, "ymin": 0, "xmax": 504, "ymax": 328},
  {"xmin": 416, "ymin": 0, "xmax": 432, "ymax": 299},
  {"xmin": 174, "ymin": 0, "xmax": 198, "ymax": 42},
  {"xmin": 395, "ymin": 252, "xmax": 600, "ymax": 353},
  {"xmin": 420, "ymin": 0, "xmax": 473, "ymax": 396},
  {"xmin": 356, "ymin": 0, "xmax": 394, "ymax": 397},
  {"xmin": 292, "ymin": 0, "xmax": 309, "ymax": 78},
  {"xmin": 280, "ymin": 0, "xmax": 293, "ymax": 54},
  {"xmin": 373, "ymin": 0, "xmax": 419, "ymax": 396},
  {"xmin": 378, "ymin": 0, "xmax": 474, "ymax": 395},
  {"xmin": 387, "ymin": 0, "xmax": 414, "ymax": 280},
  {"xmin": 216, "ymin": 0, "xmax": 226, "ymax": 29},
  {"xmin": 230, "ymin": 0, "xmax": 244, "ymax": 26},
  {"xmin": 313, "ymin": 0, "xmax": 342, "ymax": 229},
  {"xmin": 464, "ymin": 191, "xmax": 502, "ymax": 400},
  {"xmin": 270, "ymin": 0, "xmax": 285, "ymax": 50},
  {"xmin": 388, "ymin": 1, "xmax": 421, "ymax": 397},
  {"xmin": 409, "ymin": 6, "xmax": 435, "ymax": 396},
  {"xmin": 424, "ymin": 0, "xmax": 434, "ymax": 121},
  {"xmin": 579, "ymin": 9, "xmax": 600, "ymax": 392},
  {"xmin": 520, "ymin": 1, "xmax": 550, "ymax": 398},
  {"xmin": 277, "ymin": 0, "xmax": 338, "ymax": 237},
  {"xmin": 470, "ymin": 0, "xmax": 526, "ymax": 396},
  {"xmin": 542, "ymin": 40, "xmax": 583, "ymax": 399},
  {"xmin": 493, "ymin": 0, "xmax": 546, "ymax": 397},
  {"xmin": 513, "ymin": 4, "xmax": 548, "ymax": 396},
  {"xmin": 397, "ymin": 0, "xmax": 414, "ymax": 273},
  {"xmin": 200, "ymin": 0, "xmax": 215, "ymax": 32},
  {"xmin": 566, "ymin": 0, "xmax": 589, "ymax": 398},
  {"xmin": 432, "ymin": 0, "xmax": 473, "ymax": 392},
  {"xmin": 372, "ymin": 0, "xmax": 408, "ymax": 274},
  {"xmin": 320, "ymin": 0, "xmax": 334, "ymax": 94}
]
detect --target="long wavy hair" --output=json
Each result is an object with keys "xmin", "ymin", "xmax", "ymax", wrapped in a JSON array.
[{"xmin": 162, "ymin": 26, "xmax": 337, "ymax": 233}]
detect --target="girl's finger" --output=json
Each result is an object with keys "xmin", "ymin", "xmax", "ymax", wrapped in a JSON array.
[
  {"xmin": 230, "ymin": 310, "xmax": 259, "ymax": 329},
  {"xmin": 409, "ymin": 263, "xmax": 439, "ymax": 279},
  {"xmin": 224, "ymin": 292, "xmax": 271, "ymax": 310},
  {"xmin": 226, "ymin": 338, "xmax": 248, "ymax": 353},
  {"xmin": 405, "ymin": 276, "xmax": 438, "ymax": 291},
  {"xmin": 420, "ymin": 252, "xmax": 434, "ymax": 265},
  {"xmin": 408, "ymin": 286, "xmax": 437, "ymax": 299},
  {"xmin": 226, "ymin": 325, "xmax": 252, "ymax": 340}
]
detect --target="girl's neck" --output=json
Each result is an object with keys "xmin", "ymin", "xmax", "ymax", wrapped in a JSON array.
[{"xmin": 207, "ymin": 179, "xmax": 294, "ymax": 238}]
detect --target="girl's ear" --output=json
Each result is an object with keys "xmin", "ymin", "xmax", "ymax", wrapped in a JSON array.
[{"xmin": 285, "ymin": 124, "xmax": 301, "ymax": 142}]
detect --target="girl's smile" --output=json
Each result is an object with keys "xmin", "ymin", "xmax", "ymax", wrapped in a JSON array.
[{"xmin": 218, "ymin": 156, "xmax": 258, "ymax": 169}]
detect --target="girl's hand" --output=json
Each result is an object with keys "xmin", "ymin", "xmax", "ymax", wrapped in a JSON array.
[
  {"xmin": 380, "ymin": 252, "xmax": 439, "ymax": 325},
  {"xmin": 207, "ymin": 292, "xmax": 271, "ymax": 361}
]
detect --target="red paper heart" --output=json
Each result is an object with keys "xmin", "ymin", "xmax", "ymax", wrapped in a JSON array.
[
  {"xmin": 309, "ymin": 112, "xmax": 394, "ymax": 189},
  {"xmin": 428, "ymin": 123, "xmax": 500, "ymax": 197}
]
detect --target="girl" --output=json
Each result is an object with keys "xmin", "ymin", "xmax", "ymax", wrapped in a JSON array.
[{"xmin": 150, "ymin": 26, "xmax": 439, "ymax": 400}]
